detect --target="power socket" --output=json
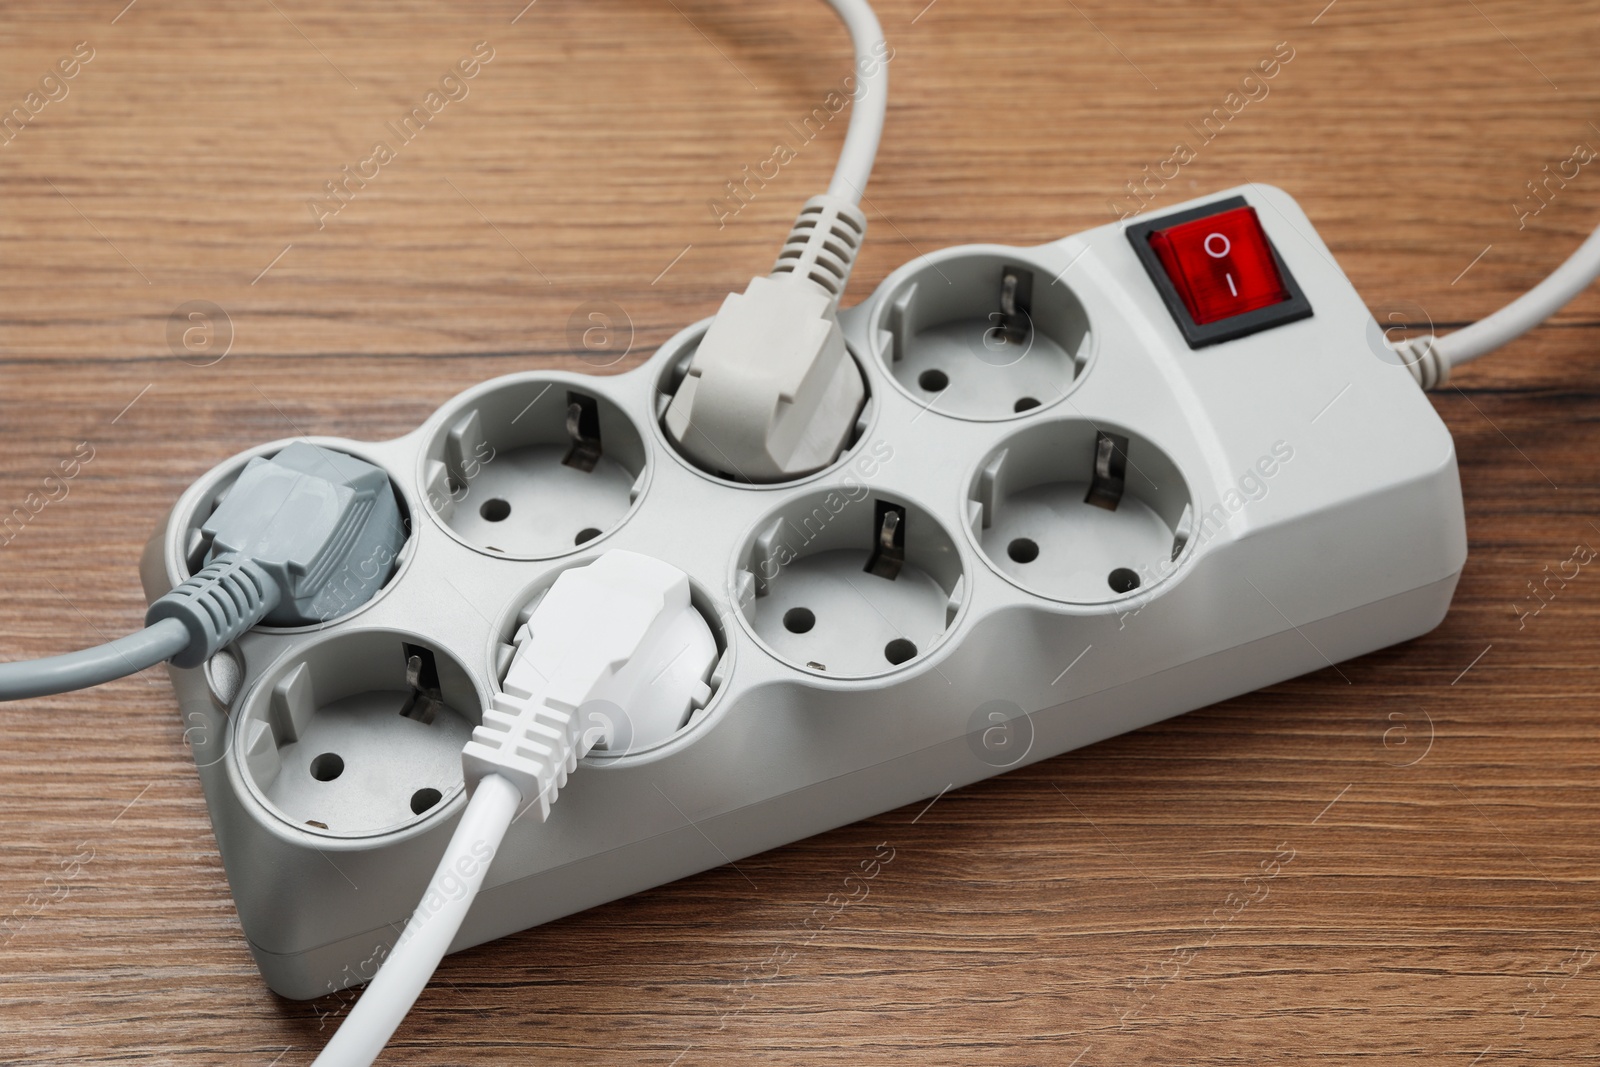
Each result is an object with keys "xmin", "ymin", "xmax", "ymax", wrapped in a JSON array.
[{"xmin": 142, "ymin": 183, "xmax": 1465, "ymax": 999}]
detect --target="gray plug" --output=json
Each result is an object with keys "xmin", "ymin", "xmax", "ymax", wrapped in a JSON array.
[{"xmin": 148, "ymin": 443, "xmax": 406, "ymax": 666}]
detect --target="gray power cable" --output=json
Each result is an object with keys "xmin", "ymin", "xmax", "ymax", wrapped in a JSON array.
[
  {"xmin": 0, "ymin": 442, "xmax": 408, "ymax": 703},
  {"xmin": 0, "ymin": 618, "xmax": 191, "ymax": 701}
]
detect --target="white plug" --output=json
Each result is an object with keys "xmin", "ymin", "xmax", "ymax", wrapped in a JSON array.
[
  {"xmin": 462, "ymin": 550, "xmax": 716, "ymax": 819},
  {"xmin": 314, "ymin": 550, "xmax": 716, "ymax": 1067},
  {"xmin": 664, "ymin": 195, "xmax": 869, "ymax": 483}
]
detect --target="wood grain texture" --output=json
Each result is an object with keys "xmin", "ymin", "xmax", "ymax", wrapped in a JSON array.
[{"xmin": 3, "ymin": 1, "xmax": 1600, "ymax": 1063}]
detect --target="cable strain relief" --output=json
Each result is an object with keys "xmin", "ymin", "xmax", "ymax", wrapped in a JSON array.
[
  {"xmin": 462, "ymin": 695, "xmax": 582, "ymax": 822},
  {"xmin": 145, "ymin": 555, "xmax": 280, "ymax": 668},
  {"xmin": 1390, "ymin": 334, "xmax": 1451, "ymax": 391},
  {"xmin": 769, "ymin": 194, "xmax": 868, "ymax": 313}
]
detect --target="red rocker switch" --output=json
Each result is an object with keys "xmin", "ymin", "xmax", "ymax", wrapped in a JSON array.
[{"xmin": 1126, "ymin": 196, "xmax": 1313, "ymax": 348}]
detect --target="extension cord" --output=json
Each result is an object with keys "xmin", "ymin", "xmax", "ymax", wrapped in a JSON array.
[{"xmin": 141, "ymin": 182, "xmax": 1465, "ymax": 1000}]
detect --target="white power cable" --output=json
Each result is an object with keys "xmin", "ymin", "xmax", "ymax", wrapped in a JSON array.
[
  {"xmin": 1435, "ymin": 222, "xmax": 1600, "ymax": 367},
  {"xmin": 820, "ymin": 0, "xmax": 888, "ymax": 204},
  {"xmin": 1393, "ymin": 221, "xmax": 1600, "ymax": 388},
  {"xmin": 312, "ymin": 773, "xmax": 521, "ymax": 1067},
  {"xmin": 312, "ymin": 551, "xmax": 719, "ymax": 1067},
  {"xmin": 658, "ymin": 0, "xmax": 888, "ymax": 482},
  {"xmin": 661, "ymin": 0, "xmax": 888, "ymax": 483}
]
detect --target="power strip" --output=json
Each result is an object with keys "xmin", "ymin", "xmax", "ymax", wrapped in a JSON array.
[{"xmin": 141, "ymin": 183, "xmax": 1466, "ymax": 1001}]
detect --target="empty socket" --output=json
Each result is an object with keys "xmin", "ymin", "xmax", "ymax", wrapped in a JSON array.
[
  {"xmin": 734, "ymin": 490, "xmax": 965, "ymax": 677},
  {"xmin": 653, "ymin": 321, "xmax": 876, "ymax": 484},
  {"xmin": 968, "ymin": 420, "xmax": 1193, "ymax": 604},
  {"xmin": 234, "ymin": 630, "xmax": 482, "ymax": 837},
  {"xmin": 422, "ymin": 379, "xmax": 646, "ymax": 559},
  {"xmin": 873, "ymin": 250, "xmax": 1092, "ymax": 421}
]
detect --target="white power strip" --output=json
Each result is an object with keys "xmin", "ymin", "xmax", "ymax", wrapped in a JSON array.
[
  {"xmin": 142, "ymin": 182, "xmax": 1465, "ymax": 1001},
  {"xmin": 4, "ymin": 3, "xmax": 1591, "ymax": 1061}
]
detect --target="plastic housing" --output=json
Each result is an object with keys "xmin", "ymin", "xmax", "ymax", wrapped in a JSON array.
[{"xmin": 141, "ymin": 185, "xmax": 1467, "ymax": 999}]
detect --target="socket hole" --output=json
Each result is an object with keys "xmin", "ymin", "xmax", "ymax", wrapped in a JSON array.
[
  {"xmin": 309, "ymin": 753, "xmax": 345, "ymax": 782},
  {"xmin": 1108, "ymin": 567, "xmax": 1141, "ymax": 594},
  {"xmin": 1014, "ymin": 397, "xmax": 1040, "ymax": 412},
  {"xmin": 783, "ymin": 607, "xmax": 816, "ymax": 634},
  {"xmin": 423, "ymin": 381, "xmax": 647, "ymax": 559},
  {"xmin": 575, "ymin": 527, "xmax": 601, "ymax": 545},
  {"xmin": 969, "ymin": 420, "xmax": 1191, "ymax": 604},
  {"xmin": 410, "ymin": 788, "xmax": 443, "ymax": 815},
  {"xmin": 240, "ymin": 631, "xmax": 482, "ymax": 837},
  {"xmin": 877, "ymin": 253, "xmax": 1092, "ymax": 421},
  {"xmin": 884, "ymin": 638, "xmax": 918, "ymax": 665},
  {"xmin": 738, "ymin": 491, "xmax": 965, "ymax": 678},
  {"xmin": 1007, "ymin": 537, "xmax": 1039, "ymax": 564}
]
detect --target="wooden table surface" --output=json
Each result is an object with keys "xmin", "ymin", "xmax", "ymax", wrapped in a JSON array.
[{"xmin": 3, "ymin": 1, "xmax": 1600, "ymax": 1063}]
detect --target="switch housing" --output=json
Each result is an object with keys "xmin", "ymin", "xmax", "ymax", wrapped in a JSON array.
[{"xmin": 1126, "ymin": 195, "xmax": 1313, "ymax": 348}]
